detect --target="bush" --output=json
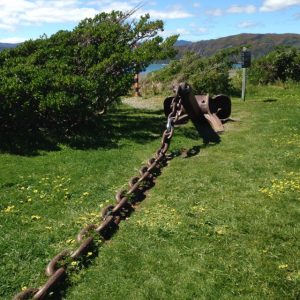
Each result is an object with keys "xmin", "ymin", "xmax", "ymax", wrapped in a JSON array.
[
  {"xmin": 249, "ymin": 46, "xmax": 300, "ymax": 84},
  {"xmin": 141, "ymin": 47, "xmax": 240, "ymax": 96},
  {"xmin": 0, "ymin": 11, "xmax": 177, "ymax": 131}
]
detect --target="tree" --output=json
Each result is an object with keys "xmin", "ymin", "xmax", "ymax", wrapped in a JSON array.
[{"xmin": 0, "ymin": 10, "xmax": 177, "ymax": 131}]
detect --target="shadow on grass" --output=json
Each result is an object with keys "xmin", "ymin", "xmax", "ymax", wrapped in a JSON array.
[
  {"xmin": 0, "ymin": 107, "xmax": 168, "ymax": 156},
  {"xmin": 0, "ymin": 105, "xmax": 221, "ymax": 156},
  {"xmin": 262, "ymin": 98, "xmax": 278, "ymax": 103}
]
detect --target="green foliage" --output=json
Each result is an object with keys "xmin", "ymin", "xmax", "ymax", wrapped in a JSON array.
[
  {"xmin": 141, "ymin": 47, "xmax": 239, "ymax": 96},
  {"xmin": 249, "ymin": 46, "xmax": 300, "ymax": 84},
  {"xmin": 2, "ymin": 85, "xmax": 300, "ymax": 298},
  {"xmin": 0, "ymin": 11, "xmax": 177, "ymax": 131}
]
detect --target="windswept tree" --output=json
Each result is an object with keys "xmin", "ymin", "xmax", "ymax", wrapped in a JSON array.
[{"xmin": 0, "ymin": 10, "xmax": 177, "ymax": 130}]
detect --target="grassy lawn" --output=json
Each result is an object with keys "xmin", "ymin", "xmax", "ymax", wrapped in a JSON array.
[{"xmin": 1, "ymin": 85, "xmax": 300, "ymax": 299}]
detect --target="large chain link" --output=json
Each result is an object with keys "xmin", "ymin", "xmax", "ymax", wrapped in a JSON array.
[{"xmin": 13, "ymin": 93, "xmax": 183, "ymax": 300}]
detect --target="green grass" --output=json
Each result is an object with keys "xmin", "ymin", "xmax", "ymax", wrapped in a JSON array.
[{"xmin": 1, "ymin": 84, "xmax": 300, "ymax": 299}]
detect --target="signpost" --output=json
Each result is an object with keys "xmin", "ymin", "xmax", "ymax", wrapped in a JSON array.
[{"xmin": 241, "ymin": 47, "xmax": 251, "ymax": 101}]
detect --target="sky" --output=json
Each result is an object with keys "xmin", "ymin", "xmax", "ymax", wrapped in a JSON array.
[{"xmin": 1, "ymin": 0, "xmax": 300, "ymax": 43}]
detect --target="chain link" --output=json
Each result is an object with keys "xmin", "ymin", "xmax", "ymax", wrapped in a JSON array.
[{"xmin": 13, "ymin": 93, "xmax": 183, "ymax": 300}]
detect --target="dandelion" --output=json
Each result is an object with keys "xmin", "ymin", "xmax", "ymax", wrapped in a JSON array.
[
  {"xmin": 66, "ymin": 239, "xmax": 75, "ymax": 244},
  {"xmin": 87, "ymin": 252, "xmax": 93, "ymax": 257},
  {"xmin": 21, "ymin": 286, "xmax": 27, "ymax": 291},
  {"xmin": 83, "ymin": 192, "xmax": 90, "ymax": 196},
  {"xmin": 33, "ymin": 189, "xmax": 38, "ymax": 193},
  {"xmin": 278, "ymin": 264, "xmax": 288, "ymax": 269},
  {"xmin": 2, "ymin": 205, "xmax": 15, "ymax": 213},
  {"xmin": 71, "ymin": 261, "xmax": 78, "ymax": 266},
  {"xmin": 31, "ymin": 215, "xmax": 41, "ymax": 221}
]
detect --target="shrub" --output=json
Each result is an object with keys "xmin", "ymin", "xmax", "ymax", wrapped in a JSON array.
[
  {"xmin": 0, "ymin": 11, "xmax": 177, "ymax": 131},
  {"xmin": 141, "ymin": 47, "xmax": 240, "ymax": 96},
  {"xmin": 249, "ymin": 46, "xmax": 300, "ymax": 84}
]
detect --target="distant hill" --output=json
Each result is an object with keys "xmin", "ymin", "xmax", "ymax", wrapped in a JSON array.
[
  {"xmin": 176, "ymin": 33, "xmax": 300, "ymax": 58},
  {"xmin": 0, "ymin": 43, "xmax": 18, "ymax": 51},
  {"xmin": 175, "ymin": 40, "xmax": 193, "ymax": 46}
]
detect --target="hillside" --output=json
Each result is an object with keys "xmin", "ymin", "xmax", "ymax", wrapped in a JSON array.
[
  {"xmin": 0, "ymin": 43, "xmax": 18, "ymax": 51},
  {"xmin": 176, "ymin": 33, "xmax": 300, "ymax": 58}
]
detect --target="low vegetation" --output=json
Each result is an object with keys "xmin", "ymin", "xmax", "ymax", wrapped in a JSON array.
[
  {"xmin": 1, "ymin": 12, "xmax": 300, "ymax": 299},
  {"xmin": 141, "ymin": 45, "xmax": 300, "ymax": 98},
  {"xmin": 141, "ymin": 48, "xmax": 240, "ymax": 97},
  {"xmin": 1, "ymin": 84, "xmax": 299, "ymax": 299}
]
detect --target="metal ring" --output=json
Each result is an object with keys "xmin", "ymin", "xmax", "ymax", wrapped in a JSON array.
[
  {"xmin": 71, "ymin": 237, "xmax": 94, "ymax": 259},
  {"xmin": 112, "ymin": 197, "xmax": 128, "ymax": 213},
  {"xmin": 77, "ymin": 224, "xmax": 97, "ymax": 242},
  {"xmin": 33, "ymin": 268, "xmax": 66, "ymax": 299},
  {"xmin": 115, "ymin": 190, "xmax": 127, "ymax": 203},
  {"xmin": 101, "ymin": 205, "xmax": 114, "ymax": 220},
  {"xmin": 46, "ymin": 250, "xmax": 70, "ymax": 277},
  {"xmin": 95, "ymin": 215, "xmax": 114, "ymax": 234}
]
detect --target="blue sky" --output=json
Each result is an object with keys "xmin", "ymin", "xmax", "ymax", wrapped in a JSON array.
[{"xmin": 1, "ymin": 0, "xmax": 300, "ymax": 43}]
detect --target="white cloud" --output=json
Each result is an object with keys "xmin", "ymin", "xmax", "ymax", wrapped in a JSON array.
[
  {"xmin": 193, "ymin": 2, "xmax": 201, "ymax": 8},
  {"xmin": 260, "ymin": 0, "xmax": 300, "ymax": 11},
  {"xmin": 237, "ymin": 21, "xmax": 260, "ymax": 28},
  {"xmin": 0, "ymin": 0, "xmax": 193, "ymax": 32},
  {"xmin": 160, "ymin": 25, "xmax": 208, "ymax": 40},
  {"xmin": 0, "ymin": 37, "xmax": 28, "ymax": 43},
  {"xmin": 206, "ymin": 4, "xmax": 256, "ymax": 17},
  {"xmin": 206, "ymin": 8, "xmax": 223, "ymax": 16},
  {"xmin": 144, "ymin": 9, "xmax": 193, "ymax": 19},
  {"xmin": 227, "ymin": 5, "xmax": 256, "ymax": 14}
]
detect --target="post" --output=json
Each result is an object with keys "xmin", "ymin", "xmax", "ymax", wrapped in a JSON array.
[
  {"xmin": 241, "ymin": 47, "xmax": 251, "ymax": 101},
  {"xmin": 242, "ymin": 67, "xmax": 246, "ymax": 101},
  {"xmin": 134, "ymin": 72, "xmax": 141, "ymax": 97}
]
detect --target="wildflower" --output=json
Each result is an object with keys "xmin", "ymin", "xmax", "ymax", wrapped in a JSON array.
[
  {"xmin": 278, "ymin": 264, "xmax": 288, "ymax": 269},
  {"xmin": 83, "ymin": 192, "xmax": 90, "ymax": 196},
  {"xmin": 33, "ymin": 189, "xmax": 38, "ymax": 193},
  {"xmin": 2, "ymin": 205, "xmax": 15, "ymax": 213},
  {"xmin": 71, "ymin": 261, "xmax": 78, "ymax": 266},
  {"xmin": 66, "ymin": 239, "xmax": 75, "ymax": 244},
  {"xmin": 31, "ymin": 215, "xmax": 41, "ymax": 221},
  {"xmin": 87, "ymin": 252, "xmax": 93, "ymax": 257},
  {"xmin": 21, "ymin": 286, "xmax": 27, "ymax": 291}
]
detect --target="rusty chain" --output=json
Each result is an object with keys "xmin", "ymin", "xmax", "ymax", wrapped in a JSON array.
[{"xmin": 13, "ymin": 92, "xmax": 183, "ymax": 300}]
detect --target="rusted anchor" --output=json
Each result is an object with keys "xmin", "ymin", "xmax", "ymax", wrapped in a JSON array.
[{"xmin": 164, "ymin": 83, "xmax": 231, "ymax": 134}]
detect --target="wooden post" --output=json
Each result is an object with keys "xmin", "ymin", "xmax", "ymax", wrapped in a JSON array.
[{"xmin": 134, "ymin": 72, "xmax": 141, "ymax": 97}]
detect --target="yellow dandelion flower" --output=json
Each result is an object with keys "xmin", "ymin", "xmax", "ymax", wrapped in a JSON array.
[
  {"xmin": 2, "ymin": 205, "xmax": 15, "ymax": 213},
  {"xmin": 31, "ymin": 215, "xmax": 41, "ymax": 221},
  {"xmin": 87, "ymin": 252, "xmax": 93, "ymax": 257},
  {"xmin": 83, "ymin": 192, "xmax": 90, "ymax": 196},
  {"xmin": 278, "ymin": 264, "xmax": 288, "ymax": 269},
  {"xmin": 66, "ymin": 239, "xmax": 75, "ymax": 244},
  {"xmin": 71, "ymin": 261, "xmax": 78, "ymax": 266}
]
